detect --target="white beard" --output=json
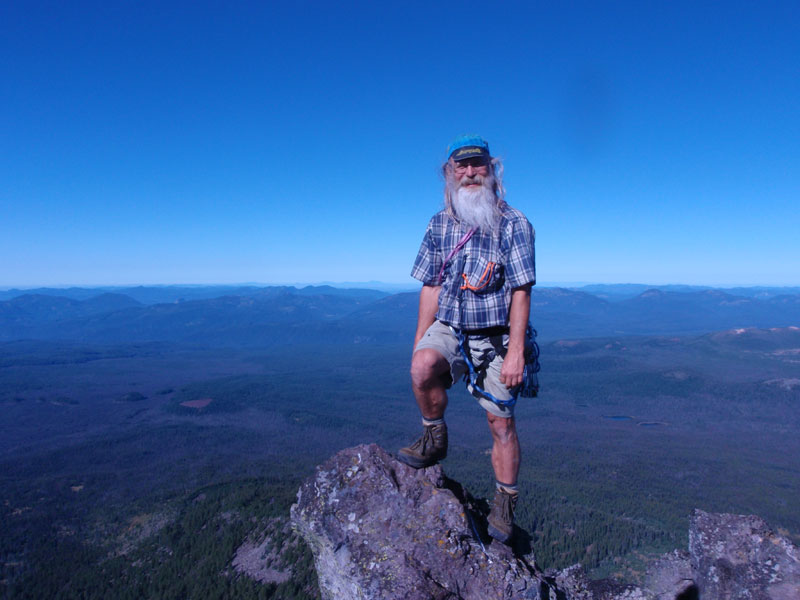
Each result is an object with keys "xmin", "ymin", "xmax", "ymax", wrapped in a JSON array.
[{"xmin": 452, "ymin": 182, "xmax": 501, "ymax": 233}]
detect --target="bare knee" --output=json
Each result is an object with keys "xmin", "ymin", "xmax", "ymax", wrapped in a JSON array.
[
  {"xmin": 411, "ymin": 349, "xmax": 448, "ymax": 389},
  {"xmin": 487, "ymin": 414, "xmax": 516, "ymax": 444}
]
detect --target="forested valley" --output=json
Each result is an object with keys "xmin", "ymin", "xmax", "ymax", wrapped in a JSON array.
[{"xmin": 1, "ymin": 285, "xmax": 799, "ymax": 598}]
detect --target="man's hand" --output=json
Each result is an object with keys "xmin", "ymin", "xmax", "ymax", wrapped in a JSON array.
[
  {"xmin": 501, "ymin": 283, "xmax": 532, "ymax": 389},
  {"xmin": 500, "ymin": 347, "xmax": 525, "ymax": 388}
]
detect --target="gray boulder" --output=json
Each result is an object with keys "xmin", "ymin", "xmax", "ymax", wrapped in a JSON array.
[
  {"xmin": 689, "ymin": 510, "xmax": 800, "ymax": 599},
  {"xmin": 643, "ymin": 550, "xmax": 695, "ymax": 599},
  {"xmin": 290, "ymin": 443, "xmax": 551, "ymax": 599},
  {"xmin": 290, "ymin": 445, "xmax": 800, "ymax": 600}
]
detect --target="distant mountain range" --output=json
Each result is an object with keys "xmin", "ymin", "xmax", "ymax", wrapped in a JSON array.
[
  {"xmin": 571, "ymin": 283, "xmax": 800, "ymax": 300},
  {"xmin": 1, "ymin": 285, "xmax": 799, "ymax": 345},
  {"xmin": 0, "ymin": 284, "xmax": 389, "ymax": 305},
  {"xmin": 3, "ymin": 283, "xmax": 799, "ymax": 304}
]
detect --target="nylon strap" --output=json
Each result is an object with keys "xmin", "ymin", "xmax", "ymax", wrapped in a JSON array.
[{"xmin": 436, "ymin": 227, "xmax": 477, "ymax": 285}]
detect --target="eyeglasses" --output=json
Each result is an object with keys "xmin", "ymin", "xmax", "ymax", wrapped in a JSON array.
[{"xmin": 453, "ymin": 158, "xmax": 489, "ymax": 174}]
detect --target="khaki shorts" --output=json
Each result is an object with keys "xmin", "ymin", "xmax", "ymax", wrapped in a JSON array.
[{"xmin": 414, "ymin": 320, "xmax": 515, "ymax": 418}]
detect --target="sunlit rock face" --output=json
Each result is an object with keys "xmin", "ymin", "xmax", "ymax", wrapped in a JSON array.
[
  {"xmin": 689, "ymin": 510, "xmax": 800, "ymax": 600},
  {"xmin": 290, "ymin": 444, "xmax": 800, "ymax": 600},
  {"xmin": 290, "ymin": 443, "xmax": 548, "ymax": 599}
]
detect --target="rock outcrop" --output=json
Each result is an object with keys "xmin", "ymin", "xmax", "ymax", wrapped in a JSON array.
[
  {"xmin": 291, "ymin": 444, "xmax": 800, "ymax": 600},
  {"xmin": 290, "ymin": 444, "xmax": 548, "ymax": 599},
  {"xmin": 689, "ymin": 510, "xmax": 800, "ymax": 599}
]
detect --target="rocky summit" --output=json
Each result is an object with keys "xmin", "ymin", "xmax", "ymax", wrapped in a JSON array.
[
  {"xmin": 290, "ymin": 444, "xmax": 800, "ymax": 600},
  {"xmin": 290, "ymin": 444, "xmax": 547, "ymax": 599},
  {"xmin": 688, "ymin": 510, "xmax": 800, "ymax": 599}
]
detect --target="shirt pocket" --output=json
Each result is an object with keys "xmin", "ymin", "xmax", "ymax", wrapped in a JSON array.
[{"xmin": 461, "ymin": 256, "xmax": 505, "ymax": 293}]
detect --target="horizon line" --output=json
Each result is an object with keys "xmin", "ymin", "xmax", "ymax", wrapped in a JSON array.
[{"xmin": 3, "ymin": 281, "xmax": 800, "ymax": 291}]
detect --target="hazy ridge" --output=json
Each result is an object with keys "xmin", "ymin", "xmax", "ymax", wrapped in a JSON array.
[{"xmin": 2, "ymin": 285, "xmax": 800, "ymax": 344}]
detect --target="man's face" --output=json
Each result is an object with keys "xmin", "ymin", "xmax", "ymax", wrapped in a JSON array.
[
  {"xmin": 452, "ymin": 156, "xmax": 490, "ymax": 189},
  {"xmin": 448, "ymin": 154, "xmax": 499, "ymax": 232}
]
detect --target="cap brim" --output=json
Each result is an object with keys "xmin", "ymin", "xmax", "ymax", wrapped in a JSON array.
[{"xmin": 450, "ymin": 146, "xmax": 489, "ymax": 161}]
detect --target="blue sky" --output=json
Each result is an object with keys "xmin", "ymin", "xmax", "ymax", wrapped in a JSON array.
[{"xmin": 2, "ymin": 1, "xmax": 799, "ymax": 287}]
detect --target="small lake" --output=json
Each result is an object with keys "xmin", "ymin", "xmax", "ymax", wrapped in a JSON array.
[{"xmin": 601, "ymin": 416, "xmax": 667, "ymax": 427}]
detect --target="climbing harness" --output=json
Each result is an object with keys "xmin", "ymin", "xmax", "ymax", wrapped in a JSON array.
[
  {"xmin": 450, "ymin": 324, "xmax": 541, "ymax": 408},
  {"xmin": 436, "ymin": 224, "xmax": 541, "ymax": 407},
  {"xmin": 518, "ymin": 324, "xmax": 541, "ymax": 399}
]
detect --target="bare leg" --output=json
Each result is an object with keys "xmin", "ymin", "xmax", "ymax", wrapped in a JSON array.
[
  {"xmin": 486, "ymin": 413, "xmax": 521, "ymax": 485},
  {"xmin": 410, "ymin": 348, "xmax": 451, "ymax": 420}
]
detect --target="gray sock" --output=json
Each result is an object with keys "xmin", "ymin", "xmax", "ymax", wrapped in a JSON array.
[
  {"xmin": 496, "ymin": 481, "xmax": 519, "ymax": 496},
  {"xmin": 422, "ymin": 417, "xmax": 445, "ymax": 427}
]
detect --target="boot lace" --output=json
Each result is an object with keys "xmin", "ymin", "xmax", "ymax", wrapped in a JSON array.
[{"xmin": 409, "ymin": 426, "xmax": 434, "ymax": 453}]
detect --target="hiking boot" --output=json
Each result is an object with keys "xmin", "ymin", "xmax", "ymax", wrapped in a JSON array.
[
  {"xmin": 487, "ymin": 488, "xmax": 518, "ymax": 544},
  {"xmin": 397, "ymin": 423, "xmax": 447, "ymax": 469}
]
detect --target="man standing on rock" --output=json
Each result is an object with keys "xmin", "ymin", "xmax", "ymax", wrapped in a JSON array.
[{"xmin": 398, "ymin": 135, "xmax": 536, "ymax": 544}]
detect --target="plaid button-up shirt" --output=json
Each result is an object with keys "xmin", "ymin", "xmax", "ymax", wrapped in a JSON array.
[{"xmin": 411, "ymin": 207, "xmax": 536, "ymax": 330}]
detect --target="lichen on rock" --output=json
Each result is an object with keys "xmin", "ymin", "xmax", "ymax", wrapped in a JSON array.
[
  {"xmin": 291, "ymin": 445, "xmax": 800, "ymax": 600},
  {"xmin": 290, "ymin": 444, "xmax": 549, "ymax": 599}
]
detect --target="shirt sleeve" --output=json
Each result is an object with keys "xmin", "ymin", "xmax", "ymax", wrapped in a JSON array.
[
  {"xmin": 505, "ymin": 217, "xmax": 536, "ymax": 289},
  {"xmin": 410, "ymin": 218, "xmax": 442, "ymax": 284}
]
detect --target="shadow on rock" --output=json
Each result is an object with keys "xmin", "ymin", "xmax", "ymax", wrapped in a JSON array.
[{"xmin": 290, "ymin": 444, "xmax": 800, "ymax": 600}]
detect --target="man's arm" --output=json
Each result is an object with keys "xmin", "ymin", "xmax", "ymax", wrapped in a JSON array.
[
  {"xmin": 500, "ymin": 283, "xmax": 532, "ymax": 388},
  {"xmin": 414, "ymin": 284, "xmax": 441, "ymax": 348}
]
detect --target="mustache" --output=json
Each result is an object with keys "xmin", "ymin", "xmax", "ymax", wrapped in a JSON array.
[{"xmin": 459, "ymin": 174, "xmax": 486, "ymax": 187}]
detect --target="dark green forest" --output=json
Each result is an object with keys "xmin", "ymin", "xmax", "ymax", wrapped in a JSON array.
[
  {"xmin": 5, "ymin": 480, "xmax": 318, "ymax": 600},
  {"xmin": 2, "ymin": 328, "xmax": 799, "ymax": 597}
]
